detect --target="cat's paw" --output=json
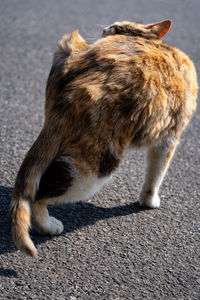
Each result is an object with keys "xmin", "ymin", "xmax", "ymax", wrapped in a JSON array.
[
  {"xmin": 35, "ymin": 217, "xmax": 64, "ymax": 235},
  {"xmin": 48, "ymin": 217, "xmax": 64, "ymax": 235},
  {"xmin": 139, "ymin": 190, "xmax": 160, "ymax": 208}
]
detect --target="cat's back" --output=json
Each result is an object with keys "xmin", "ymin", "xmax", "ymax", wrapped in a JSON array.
[
  {"xmin": 65, "ymin": 34, "xmax": 197, "ymax": 98},
  {"xmin": 92, "ymin": 35, "xmax": 197, "ymax": 113},
  {"xmin": 94, "ymin": 34, "xmax": 197, "ymax": 86}
]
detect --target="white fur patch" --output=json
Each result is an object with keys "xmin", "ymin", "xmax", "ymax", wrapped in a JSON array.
[
  {"xmin": 50, "ymin": 157, "xmax": 111, "ymax": 205},
  {"xmin": 104, "ymin": 22, "xmax": 120, "ymax": 30},
  {"xmin": 62, "ymin": 172, "xmax": 110, "ymax": 203}
]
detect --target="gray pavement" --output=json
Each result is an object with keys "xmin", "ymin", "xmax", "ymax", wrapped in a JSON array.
[{"xmin": 0, "ymin": 0, "xmax": 199, "ymax": 299}]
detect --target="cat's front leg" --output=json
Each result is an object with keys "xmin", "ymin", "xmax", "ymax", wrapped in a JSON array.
[{"xmin": 139, "ymin": 143, "xmax": 177, "ymax": 208}]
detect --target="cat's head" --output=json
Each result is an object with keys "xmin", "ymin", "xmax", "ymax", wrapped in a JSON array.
[{"xmin": 102, "ymin": 20, "xmax": 172, "ymax": 39}]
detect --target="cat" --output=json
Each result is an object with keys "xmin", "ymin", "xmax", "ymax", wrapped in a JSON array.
[{"xmin": 9, "ymin": 20, "xmax": 198, "ymax": 258}]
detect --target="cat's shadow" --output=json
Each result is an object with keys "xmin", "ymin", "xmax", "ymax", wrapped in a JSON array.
[{"xmin": 0, "ymin": 185, "xmax": 147, "ymax": 256}]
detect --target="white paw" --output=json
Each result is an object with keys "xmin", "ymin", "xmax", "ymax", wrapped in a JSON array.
[
  {"xmin": 139, "ymin": 191, "xmax": 160, "ymax": 208},
  {"xmin": 48, "ymin": 217, "xmax": 64, "ymax": 235}
]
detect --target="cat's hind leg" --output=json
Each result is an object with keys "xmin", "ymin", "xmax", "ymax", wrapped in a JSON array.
[
  {"xmin": 31, "ymin": 201, "xmax": 64, "ymax": 235},
  {"xmin": 31, "ymin": 157, "xmax": 73, "ymax": 235},
  {"xmin": 139, "ymin": 142, "xmax": 177, "ymax": 208}
]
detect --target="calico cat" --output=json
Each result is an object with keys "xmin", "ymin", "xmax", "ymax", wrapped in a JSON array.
[{"xmin": 9, "ymin": 20, "xmax": 198, "ymax": 258}]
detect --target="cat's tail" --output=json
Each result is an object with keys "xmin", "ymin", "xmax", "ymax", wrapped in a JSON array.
[
  {"xmin": 57, "ymin": 29, "xmax": 89, "ymax": 55},
  {"xmin": 9, "ymin": 126, "xmax": 60, "ymax": 258}
]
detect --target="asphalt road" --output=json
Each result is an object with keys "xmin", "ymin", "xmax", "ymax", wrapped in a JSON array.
[{"xmin": 0, "ymin": 0, "xmax": 199, "ymax": 299}]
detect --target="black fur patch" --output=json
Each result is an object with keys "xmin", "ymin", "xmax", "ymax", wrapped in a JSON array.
[
  {"xmin": 118, "ymin": 96, "xmax": 141, "ymax": 119},
  {"xmin": 119, "ymin": 98, "xmax": 138, "ymax": 118},
  {"xmin": 61, "ymin": 50, "xmax": 114, "ymax": 87},
  {"xmin": 36, "ymin": 159, "xmax": 73, "ymax": 200},
  {"xmin": 98, "ymin": 147, "xmax": 120, "ymax": 178},
  {"xmin": 146, "ymin": 190, "xmax": 152, "ymax": 195},
  {"xmin": 82, "ymin": 112, "xmax": 92, "ymax": 130},
  {"xmin": 131, "ymin": 120, "xmax": 149, "ymax": 145}
]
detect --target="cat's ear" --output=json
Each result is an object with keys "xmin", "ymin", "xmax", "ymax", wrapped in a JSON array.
[
  {"xmin": 58, "ymin": 30, "xmax": 89, "ymax": 54},
  {"xmin": 146, "ymin": 20, "xmax": 172, "ymax": 38},
  {"xmin": 68, "ymin": 29, "xmax": 89, "ymax": 51}
]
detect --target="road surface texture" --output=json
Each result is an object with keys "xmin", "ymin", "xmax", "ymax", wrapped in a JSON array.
[{"xmin": 0, "ymin": 0, "xmax": 199, "ymax": 299}]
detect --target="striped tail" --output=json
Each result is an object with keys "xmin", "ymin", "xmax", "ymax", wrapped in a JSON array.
[{"xmin": 9, "ymin": 126, "xmax": 59, "ymax": 258}]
